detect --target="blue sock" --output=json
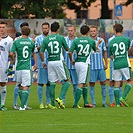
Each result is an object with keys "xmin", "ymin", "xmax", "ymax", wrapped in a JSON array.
[
  {"xmin": 90, "ymin": 86, "xmax": 96, "ymax": 105},
  {"xmin": 46, "ymin": 85, "xmax": 50, "ymax": 105},
  {"xmin": 26, "ymin": 87, "xmax": 30, "ymax": 105},
  {"xmin": 119, "ymin": 87, "xmax": 122, "ymax": 98},
  {"xmin": 14, "ymin": 86, "xmax": 19, "ymax": 106},
  {"xmin": 38, "ymin": 85, "xmax": 43, "ymax": 104},
  {"xmin": 101, "ymin": 85, "xmax": 106, "ymax": 104},
  {"xmin": 73, "ymin": 84, "xmax": 78, "ymax": 101},
  {"xmin": 108, "ymin": 86, "xmax": 114, "ymax": 104}
]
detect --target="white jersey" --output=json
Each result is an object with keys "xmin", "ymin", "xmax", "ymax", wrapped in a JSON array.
[{"xmin": 0, "ymin": 35, "xmax": 13, "ymax": 68}]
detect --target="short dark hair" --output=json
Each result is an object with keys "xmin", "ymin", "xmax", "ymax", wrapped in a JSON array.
[
  {"xmin": 80, "ymin": 25, "xmax": 90, "ymax": 35},
  {"xmin": 51, "ymin": 21, "xmax": 60, "ymax": 32},
  {"xmin": 21, "ymin": 26, "xmax": 30, "ymax": 36},
  {"xmin": 114, "ymin": 24, "xmax": 123, "ymax": 33},
  {"xmin": 20, "ymin": 22, "xmax": 29, "ymax": 28},
  {"xmin": 16, "ymin": 32, "xmax": 22, "ymax": 37},
  {"xmin": 0, "ymin": 21, "xmax": 7, "ymax": 25},
  {"xmin": 42, "ymin": 22, "xmax": 50, "ymax": 28}
]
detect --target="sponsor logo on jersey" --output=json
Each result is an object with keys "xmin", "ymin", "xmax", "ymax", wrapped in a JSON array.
[{"xmin": 4, "ymin": 42, "xmax": 8, "ymax": 45}]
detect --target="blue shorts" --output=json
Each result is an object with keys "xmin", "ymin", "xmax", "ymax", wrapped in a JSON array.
[
  {"xmin": 37, "ymin": 68, "xmax": 48, "ymax": 84},
  {"xmin": 110, "ymin": 67, "xmax": 126, "ymax": 81},
  {"xmin": 69, "ymin": 69, "xmax": 78, "ymax": 85},
  {"xmin": 89, "ymin": 69, "xmax": 106, "ymax": 82}
]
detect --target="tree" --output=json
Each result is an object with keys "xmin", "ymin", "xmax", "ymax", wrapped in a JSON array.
[
  {"xmin": 122, "ymin": 0, "xmax": 133, "ymax": 6},
  {"xmin": 0, "ymin": 0, "xmax": 66, "ymax": 18}
]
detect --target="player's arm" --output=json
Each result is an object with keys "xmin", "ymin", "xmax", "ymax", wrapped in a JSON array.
[
  {"xmin": 32, "ymin": 52, "xmax": 37, "ymax": 70},
  {"xmin": 62, "ymin": 37, "xmax": 69, "ymax": 52},
  {"xmin": 9, "ymin": 41, "xmax": 16, "ymax": 65},
  {"xmin": 128, "ymin": 45, "xmax": 133, "ymax": 56},
  {"xmin": 128, "ymin": 39, "xmax": 133, "ymax": 56},
  {"xmin": 96, "ymin": 39, "xmax": 102, "ymax": 49},
  {"xmin": 40, "ymin": 40, "xmax": 47, "ymax": 69},
  {"xmin": 68, "ymin": 41, "xmax": 75, "ymax": 65},
  {"xmin": 102, "ymin": 40, "xmax": 108, "ymax": 70},
  {"xmin": 103, "ymin": 51, "xmax": 108, "ymax": 70}
]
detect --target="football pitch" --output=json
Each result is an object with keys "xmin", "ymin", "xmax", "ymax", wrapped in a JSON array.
[{"xmin": 0, "ymin": 82, "xmax": 133, "ymax": 133}]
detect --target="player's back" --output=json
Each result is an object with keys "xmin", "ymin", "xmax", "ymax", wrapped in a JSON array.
[
  {"xmin": 43, "ymin": 34, "xmax": 68, "ymax": 61},
  {"xmin": 71, "ymin": 36, "xmax": 96, "ymax": 63},
  {"xmin": 110, "ymin": 35, "xmax": 130, "ymax": 69},
  {"xmin": 13, "ymin": 38, "xmax": 35, "ymax": 70}
]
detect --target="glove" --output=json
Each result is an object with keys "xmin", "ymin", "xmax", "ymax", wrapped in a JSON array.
[
  {"xmin": 6, "ymin": 68, "xmax": 13, "ymax": 76},
  {"xmin": 6, "ymin": 63, "xmax": 13, "ymax": 76}
]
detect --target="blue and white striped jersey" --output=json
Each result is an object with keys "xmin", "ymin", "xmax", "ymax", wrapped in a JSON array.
[
  {"xmin": 64, "ymin": 36, "xmax": 77, "ymax": 69},
  {"xmin": 108, "ymin": 35, "xmax": 115, "ymax": 68},
  {"xmin": 35, "ymin": 34, "xmax": 48, "ymax": 68},
  {"xmin": 90, "ymin": 37, "xmax": 107, "ymax": 70}
]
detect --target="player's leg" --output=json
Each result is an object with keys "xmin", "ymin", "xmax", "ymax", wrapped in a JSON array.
[
  {"xmin": 48, "ymin": 62, "xmax": 58, "ymax": 109},
  {"xmin": 54, "ymin": 61, "xmax": 71, "ymax": 109},
  {"xmin": 20, "ymin": 70, "xmax": 32, "ymax": 110},
  {"xmin": 45, "ymin": 70, "xmax": 51, "ymax": 108},
  {"xmin": 37, "ymin": 68, "xmax": 45, "ymax": 108},
  {"xmin": 112, "ymin": 69, "xmax": 121, "ymax": 107},
  {"xmin": 24, "ymin": 87, "xmax": 31, "ymax": 109},
  {"xmin": 99, "ymin": 69, "xmax": 107, "ymax": 107},
  {"xmin": 57, "ymin": 62, "xmax": 71, "ymax": 100},
  {"xmin": 13, "ymin": 85, "xmax": 19, "ymax": 109},
  {"xmin": 108, "ymin": 81, "xmax": 115, "ymax": 106},
  {"xmin": 119, "ymin": 68, "xmax": 132, "ymax": 107},
  {"xmin": 74, "ymin": 62, "xmax": 88, "ymax": 108},
  {"xmin": 89, "ymin": 69, "xmax": 97, "ymax": 107},
  {"xmin": 82, "ymin": 66, "xmax": 93, "ymax": 108},
  {"xmin": 69, "ymin": 69, "xmax": 78, "ymax": 102},
  {"xmin": 108, "ymin": 67, "xmax": 115, "ymax": 106},
  {"xmin": 1, "ymin": 84, "xmax": 7, "ymax": 109},
  {"xmin": 45, "ymin": 82, "xmax": 51, "ymax": 108},
  {"xmin": 0, "ymin": 68, "xmax": 8, "ymax": 110}
]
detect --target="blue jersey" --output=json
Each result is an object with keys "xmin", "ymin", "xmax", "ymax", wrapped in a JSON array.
[
  {"xmin": 90, "ymin": 37, "xmax": 107, "ymax": 70},
  {"xmin": 64, "ymin": 36, "xmax": 77, "ymax": 69},
  {"xmin": 108, "ymin": 35, "xmax": 115, "ymax": 68},
  {"xmin": 35, "ymin": 34, "xmax": 48, "ymax": 68}
]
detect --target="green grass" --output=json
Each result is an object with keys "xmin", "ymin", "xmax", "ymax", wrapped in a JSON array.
[{"xmin": 0, "ymin": 83, "xmax": 133, "ymax": 133}]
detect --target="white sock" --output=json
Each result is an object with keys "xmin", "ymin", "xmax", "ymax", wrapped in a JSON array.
[{"xmin": 1, "ymin": 86, "xmax": 6, "ymax": 105}]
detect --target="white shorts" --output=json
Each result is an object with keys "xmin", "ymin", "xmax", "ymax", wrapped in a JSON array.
[
  {"xmin": 112, "ymin": 67, "xmax": 131, "ymax": 81},
  {"xmin": 0, "ymin": 67, "xmax": 8, "ymax": 82},
  {"xmin": 48, "ymin": 61, "xmax": 70, "ymax": 82},
  {"xmin": 16, "ymin": 70, "xmax": 32, "ymax": 87},
  {"xmin": 75, "ymin": 62, "xmax": 89, "ymax": 84}
]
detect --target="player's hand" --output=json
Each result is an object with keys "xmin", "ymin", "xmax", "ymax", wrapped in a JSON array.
[
  {"xmin": 98, "ymin": 39, "xmax": 102, "ymax": 44},
  {"xmin": 33, "ymin": 64, "xmax": 37, "ymax": 71},
  {"xmin": 104, "ymin": 64, "xmax": 108, "ymax": 70},
  {"xmin": 71, "ymin": 60, "xmax": 75, "ymax": 65},
  {"xmin": 42, "ymin": 62, "xmax": 47, "ymax": 69}
]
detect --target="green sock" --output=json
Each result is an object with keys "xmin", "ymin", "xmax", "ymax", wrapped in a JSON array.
[
  {"xmin": 122, "ymin": 84, "xmax": 132, "ymax": 99},
  {"xmin": 18, "ymin": 89, "xmax": 22, "ymax": 101},
  {"xmin": 74, "ymin": 88, "xmax": 83, "ymax": 107},
  {"xmin": 21, "ymin": 90, "xmax": 28, "ymax": 108},
  {"xmin": 83, "ymin": 87, "xmax": 88, "ymax": 104},
  {"xmin": 114, "ymin": 88, "xmax": 120, "ymax": 105},
  {"xmin": 59, "ymin": 82, "xmax": 70, "ymax": 100},
  {"xmin": 50, "ymin": 83, "xmax": 56, "ymax": 106}
]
